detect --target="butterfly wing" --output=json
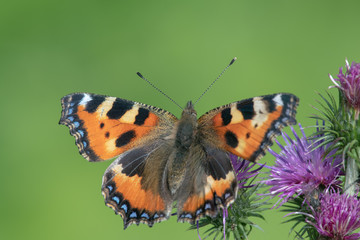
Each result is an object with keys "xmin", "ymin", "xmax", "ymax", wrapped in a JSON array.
[
  {"xmin": 176, "ymin": 145, "xmax": 237, "ymax": 223},
  {"xmin": 59, "ymin": 93, "xmax": 177, "ymax": 161},
  {"xmin": 60, "ymin": 93, "xmax": 178, "ymax": 228},
  {"xmin": 102, "ymin": 141, "xmax": 173, "ymax": 228},
  {"xmin": 198, "ymin": 93, "xmax": 299, "ymax": 162}
]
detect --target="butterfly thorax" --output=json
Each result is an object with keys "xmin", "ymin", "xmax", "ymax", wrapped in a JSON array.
[
  {"xmin": 167, "ymin": 101, "xmax": 198, "ymax": 195},
  {"xmin": 175, "ymin": 101, "xmax": 198, "ymax": 149}
]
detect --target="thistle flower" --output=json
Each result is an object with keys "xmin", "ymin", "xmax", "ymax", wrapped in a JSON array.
[
  {"xmin": 265, "ymin": 124, "xmax": 343, "ymax": 205},
  {"xmin": 307, "ymin": 191, "xmax": 360, "ymax": 240},
  {"xmin": 329, "ymin": 59, "xmax": 360, "ymax": 115},
  {"xmin": 315, "ymin": 59, "xmax": 360, "ymax": 196}
]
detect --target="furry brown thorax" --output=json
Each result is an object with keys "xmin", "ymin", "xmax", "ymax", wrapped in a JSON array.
[{"xmin": 176, "ymin": 101, "xmax": 198, "ymax": 149}]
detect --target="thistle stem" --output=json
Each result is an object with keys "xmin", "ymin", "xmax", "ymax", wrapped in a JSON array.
[{"xmin": 344, "ymin": 156, "xmax": 359, "ymax": 196}]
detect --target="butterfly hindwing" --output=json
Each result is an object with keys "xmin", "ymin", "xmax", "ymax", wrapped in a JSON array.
[
  {"xmin": 102, "ymin": 142, "xmax": 174, "ymax": 228},
  {"xmin": 176, "ymin": 145, "xmax": 237, "ymax": 223},
  {"xmin": 198, "ymin": 93, "xmax": 299, "ymax": 162},
  {"xmin": 59, "ymin": 93, "xmax": 177, "ymax": 162}
]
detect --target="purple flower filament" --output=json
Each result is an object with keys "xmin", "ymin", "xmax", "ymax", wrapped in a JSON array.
[
  {"xmin": 329, "ymin": 59, "xmax": 360, "ymax": 115},
  {"xmin": 265, "ymin": 124, "xmax": 343, "ymax": 205},
  {"xmin": 308, "ymin": 192, "xmax": 360, "ymax": 239}
]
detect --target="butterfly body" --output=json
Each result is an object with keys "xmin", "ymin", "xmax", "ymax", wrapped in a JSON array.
[
  {"xmin": 60, "ymin": 92, "xmax": 299, "ymax": 228},
  {"xmin": 168, "ymin": 101, "xmax": 198, "ymax": 194}
]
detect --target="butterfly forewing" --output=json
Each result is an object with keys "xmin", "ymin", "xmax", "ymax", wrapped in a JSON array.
[
  {"xmin": 198, "ymin": 93, "xmax": 299, "ymax": 162},
  {"xmin": 59, "ymin": 93, "xmax": 177, "ymax": 161}
]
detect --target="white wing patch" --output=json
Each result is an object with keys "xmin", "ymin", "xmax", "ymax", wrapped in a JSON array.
[
  {"xmin": 273, "ymin": 94, "xmax": 284, "ymax": 106},
  {"xmin": 252, "ymin": 97, "xmax": 269, "ymax": 127},
  {"xmin": 79, "ymin": 93, "xmax": 92, "ymax": 106}
]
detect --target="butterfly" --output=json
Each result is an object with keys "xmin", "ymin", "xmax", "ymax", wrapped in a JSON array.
[{"xmin": 59, "ymin": 92, "xmax": 299, "ymax": 229}]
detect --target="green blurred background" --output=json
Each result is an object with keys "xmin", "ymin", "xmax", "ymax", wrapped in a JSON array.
[{"xmin": 1, "ymin": 0, "xmax": 360, "ymax": 239}]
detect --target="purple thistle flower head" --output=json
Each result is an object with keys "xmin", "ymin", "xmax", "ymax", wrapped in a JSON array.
[
  {"xmin": 329, "ymin": 59, "xmax": 360, "ymax": 114},
  {"xmin": 230, "ymin": 154, "xmax": 263, "ymax": 188},
  {"xmin": 308, "ymin": 191, "xmax": 360, "ymax": 240},
  {"xmin": 265, "ymin": 124, "xmax": 343, "ymax": 205}
]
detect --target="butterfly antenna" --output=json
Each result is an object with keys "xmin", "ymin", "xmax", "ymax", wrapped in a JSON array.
[
  {"xmin": 136, "ymin": 72, "xmax": 183, "ymax": 110},
  {"xmin": 194, "ymin": 57, "xmax": 237, "ymax": 105}
]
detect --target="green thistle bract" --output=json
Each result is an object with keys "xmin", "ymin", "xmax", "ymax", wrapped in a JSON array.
[{"xmin": 312, "ymin": 91, "xmax": 360, "ymax": 162}]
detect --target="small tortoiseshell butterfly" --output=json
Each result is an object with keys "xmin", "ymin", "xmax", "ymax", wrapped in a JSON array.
[{"xmin": 59, "ymin": 67, "xmax": 299, "ymax": 229}]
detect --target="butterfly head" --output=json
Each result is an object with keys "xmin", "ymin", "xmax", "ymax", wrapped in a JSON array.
[{"xmin": 181, "ymin": 101, "xmax": 197, "ymax": 120}]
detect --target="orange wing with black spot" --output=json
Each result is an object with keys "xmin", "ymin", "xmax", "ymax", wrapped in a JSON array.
[
  {"xmin": 198, "ymin": 93, "xmax": 299, "ymax": 162},
  {"xmin": 59, "ymin": 93, "xmax": 177, "ymax": 162}
]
